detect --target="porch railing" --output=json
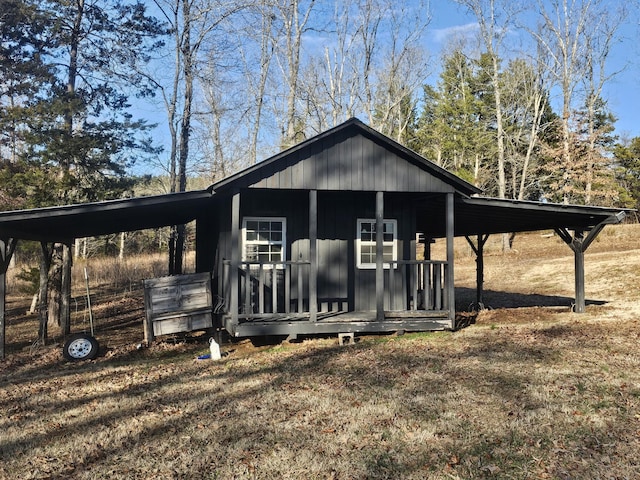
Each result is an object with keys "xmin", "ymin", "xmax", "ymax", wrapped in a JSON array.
[
  {"xmin": 222, "ymin": 260, "xmax": 310, "ymax": 318},
  {"xmin": 386, "ymin": 260, "xmax": 448, "ymax": 312},
  {"xmin": 220, "ymin": 259, "xmax": 448, "ymax": 318}
]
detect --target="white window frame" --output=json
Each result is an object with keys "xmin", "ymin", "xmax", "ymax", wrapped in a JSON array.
[
  {"xmin": 356, "ymin": 218, "xmax": 397, "ymax": 269},
  {"xmin": 242, "ymin": 217, "xmax": 287, "ymax": 268}
]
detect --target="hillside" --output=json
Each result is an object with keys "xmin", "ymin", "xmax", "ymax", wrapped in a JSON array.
[{"xmin": 1, "ymin": 224, "xmax": 639, "ymax": 479}]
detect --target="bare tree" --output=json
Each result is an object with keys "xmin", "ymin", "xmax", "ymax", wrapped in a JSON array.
[
  {"xmin": 152, "ymin": 0, "xmax": 244, "ymax": 274},
  {"xmin": 271, "ymin": 0, "xmax": 316, "ymax": 148},
  {"xmin": 455, "ymin": 0, "xmax": 522, "ymax": 251},
  {"xmin": 531, "ymin": 0, "xmax": 616, "ymax": 205},
  {"xmin": 370, "ymin": 1, "xmax": 431, "ymax": 143},
  {"xmin": 580, "ymin": 5, "xmax": 626, "ymax": 204},
  {"xmin": 240, "ymin": 1, "xmax": 277, "ymax": 165}
]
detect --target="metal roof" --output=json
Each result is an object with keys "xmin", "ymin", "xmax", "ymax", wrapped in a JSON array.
[
  {"xmin": 0, "ymin": 190, "xmax": 213, "ymax": 243},
  {"xmin": 417, "ymin": 195, "xmax": 628, "ymax": 238}
]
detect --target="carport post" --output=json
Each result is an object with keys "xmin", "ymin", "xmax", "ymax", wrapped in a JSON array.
[
  {"xmin": 0, "ymin": 238, "xmax": 17, "ymax": 360},
  {"xmin": 574, "ymin": 231, "xmax": 586, "ymax": 313},
  {"xmin": 555, "ymin": 214, "xmax": 622, "ymax": 314},
  {"xmin": 465, "ymin": 234, "xmax": 489, "ymax": 309}
]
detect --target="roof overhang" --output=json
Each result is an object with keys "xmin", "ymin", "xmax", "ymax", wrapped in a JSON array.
[
  {"xmin": 417, "ymin": 195, "xmax": 630, "ymax": 238},
  {"xmin": 0, "ymin": 190, "xmax": 214, "ymax": 243}
]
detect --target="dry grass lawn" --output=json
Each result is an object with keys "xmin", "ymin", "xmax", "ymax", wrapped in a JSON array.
[{"xmin": 1, "ymin": 225, "xmax": 639, "ymax": 479}]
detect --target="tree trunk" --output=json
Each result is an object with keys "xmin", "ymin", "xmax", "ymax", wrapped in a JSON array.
[{"xmin": 38, "ymin": 243, "xmax": 53, "ymax": 344}]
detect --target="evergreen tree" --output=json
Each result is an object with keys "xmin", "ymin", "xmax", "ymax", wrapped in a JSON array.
[
  {"xmin": 413, "ymin": 49, "xmax": 493, "ymax": 187},
  {"xmin": 613, "ymin": 138, "xmax": 640, "ymax": 212},
  {"xmin": 0, "ymin": 0, "xmax": 55, "ymax": 209}
]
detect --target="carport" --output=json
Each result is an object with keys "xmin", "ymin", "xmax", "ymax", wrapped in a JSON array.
[
  {"xmin": 0, "ymin": 190, "xmax": 629, "ymax": 359},
  {"xmin": 0, "ymin": 190, "xmax": 213, "ymax": 358}
]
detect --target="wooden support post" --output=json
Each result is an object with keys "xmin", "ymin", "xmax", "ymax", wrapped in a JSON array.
[
  {"xmin": 376, "ymin": 191, "xmax": 384, "ymax": 322},
  {"xmin": 0, "ymin": 238, "xmax": 17, "ymax": 360},
  {"xmin": 574, "ymin": 231, "xmax": 586, "ymax": 313},
  {"xmin": 446, "ymin": 193, "xmax": 455, "ymax": 327},
  {"xmin": 554, "ymin": 214, "xmax": 622, "ymax": 314},
  {"xmin": 309, "ymin": 190, "xmax": 318, "ymax": 321},
  {"xmin": 60, "ymin": 243, "xmax": 72, "ymax": 336},
  {"xmin": 465, "ymin": 234, "xmax": 489, "ymax": 309},
  {"xmin": 230, "ymin": 192, "xmax": 240, "ymax": 325}
]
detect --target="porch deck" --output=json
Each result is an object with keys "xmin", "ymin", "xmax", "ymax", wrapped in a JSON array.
[{"xmin": 222, "ymin": 310, "xmax": 452, "ymax": 337}]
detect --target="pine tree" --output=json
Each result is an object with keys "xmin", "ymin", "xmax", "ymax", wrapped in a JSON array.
[
  {"xmin": 613, "ymin": 138, "xmax": 640, "ymax": 212},
  {"xmin": 413, "ymin": 49, "xmax": 493, "ymax": 187}
]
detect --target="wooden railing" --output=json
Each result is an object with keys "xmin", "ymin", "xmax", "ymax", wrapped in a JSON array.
[
  {"xmin": 221, "ymin": 259, "xmax": 448, "ymax": 319},
  {"xmin": 387, "ymin": 260, "xmax": 448, "ymax": 312},
  {"xmin": 222, "ymin": 260, "xmax": 310, "ymax": 318}
]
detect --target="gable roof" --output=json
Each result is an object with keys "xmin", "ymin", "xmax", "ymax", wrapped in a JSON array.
[{"xmin": 210, "ymin": 118, "xmax": 482, "ymax": 196}]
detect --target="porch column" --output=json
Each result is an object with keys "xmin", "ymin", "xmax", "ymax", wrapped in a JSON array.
[
  {"xmin": 376, "ymin": 191, "xmax": 384, "ymax": 322},
  {"xmin": 445, "ymin": 193, "xmax": 455, "ymax": 327},
  {"xmin": 309, "ymin": 190, "xmax": 318, "ymax": 321},
  {"xmin": 230, "ymin": 191, "xmax": 241, "ymax": 325},
  {"xmin": 0, "ymin": 238, "xmax": 17, "ymax": 360}
]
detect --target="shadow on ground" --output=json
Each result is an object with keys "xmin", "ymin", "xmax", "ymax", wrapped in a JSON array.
[{"xmin": 455, "ymin": 286, "xmax": 607, "ymax": 310}]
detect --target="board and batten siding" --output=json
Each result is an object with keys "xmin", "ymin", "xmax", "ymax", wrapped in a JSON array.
[{"xmin": 246, "ymin": 130, "xmax": 457, "ymax": 193}]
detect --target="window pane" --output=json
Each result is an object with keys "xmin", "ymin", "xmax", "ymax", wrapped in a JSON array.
[
  {"xmin": 271, "ymin": 221, "xmax": 282, "ymax": 231},
  {"xmin": 383, "ymin": 245, "xmax": 394, "ymax": 262},
  {"xmin": 271, "ymin": 232, "xmax": 282, "ymax": 241},
  {"xmin": 383, "ymin": 233, "xmax": 394, "ymax": 242},
  {"xmin": 259, "ymin": 221, "xmax": 270, "ymax": 231},
  {"xmin": 246, "ymin": 221, "xmax": 258, "ymax": 231},
  {"xmin": 246, "ymin": 231, "xmax": 257, "ymax": 241}
]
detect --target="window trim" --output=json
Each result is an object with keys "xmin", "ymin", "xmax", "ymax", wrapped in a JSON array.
[
  {"xmin": 241, "ymin": 216, "xmax": 287, "ymax": 267},
  {"xmin": 356, "ymin": 218, "xmax": 397, "ymax": 269}
]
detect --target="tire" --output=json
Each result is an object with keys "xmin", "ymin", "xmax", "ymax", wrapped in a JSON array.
[{"xmin": 62, "ymin": 333, "xmax": 100, "ymax": 361}]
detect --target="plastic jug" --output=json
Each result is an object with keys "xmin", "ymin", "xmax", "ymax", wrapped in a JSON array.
[{"xmin": 209, "ymin": 337, "xmax": 221, "ymax": 360}]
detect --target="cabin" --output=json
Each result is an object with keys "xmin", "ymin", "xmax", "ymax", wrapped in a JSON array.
[
  {"xmin": 0, "ymin": 118, "xmax": 630, "ymax": 356},
  {"xmin": 196, "ymin": 118, "xmax": 479, "ymax": 338}
]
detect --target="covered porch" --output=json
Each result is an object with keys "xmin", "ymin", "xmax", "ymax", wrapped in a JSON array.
[{"xmin": 218, "ymin": 189, "xmax": 458, "ymax": 337}]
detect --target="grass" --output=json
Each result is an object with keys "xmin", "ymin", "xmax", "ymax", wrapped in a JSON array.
[{"xmin": 1, "ymin": 225, "xmax": 640, "ymax": 479}]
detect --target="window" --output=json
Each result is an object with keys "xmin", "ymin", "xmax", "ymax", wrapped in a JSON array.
[
  {"xmin": 356, "ymin": 218, "xmax": 397, "ymax": 269},
  {"xmin": 242, "ymin": 217, "xmax": 286, "ymax": 265}
]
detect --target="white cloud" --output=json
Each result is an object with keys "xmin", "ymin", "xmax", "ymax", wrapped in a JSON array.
[{"xmin": 431, "ymin": 22, "xmax": 479, "ymax": 43}]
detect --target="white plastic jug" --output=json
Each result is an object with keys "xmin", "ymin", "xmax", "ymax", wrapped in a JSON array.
[{"xmin": 209, "ymin": 337, "xmax": 221, "ymax": 360}]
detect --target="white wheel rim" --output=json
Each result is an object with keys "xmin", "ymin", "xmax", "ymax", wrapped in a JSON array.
[{"xmin": 68, "ymin": 338, "xmax": 93, "ymax": 358}]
